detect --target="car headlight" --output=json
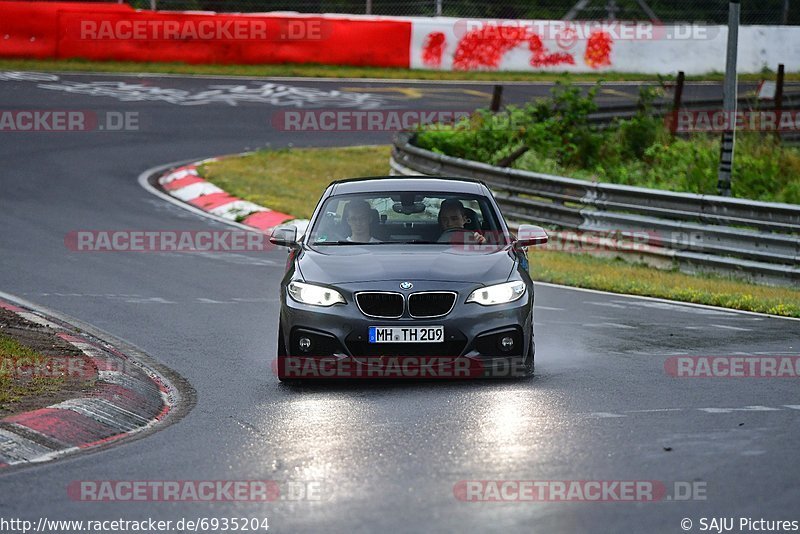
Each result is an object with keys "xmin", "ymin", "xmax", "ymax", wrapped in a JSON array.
[
  {"xmin": 466, "ymin": 281, "xmax": 526, "ymax": 306},
  {"xmin": 288, "ymin": 281, "xmax": 345, "ymax": 307}
]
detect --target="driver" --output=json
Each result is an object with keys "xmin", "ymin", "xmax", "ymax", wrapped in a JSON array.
[
  {"xmin": 437, "ymin": 199, "xmax": 486, "ymax": 244},
  {"xmin": 345, "ymin": 199, "xmax": 381, "ymax": 243}
]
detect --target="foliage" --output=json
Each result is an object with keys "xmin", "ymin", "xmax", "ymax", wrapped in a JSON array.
[{"xmin": 415, "ymin": 82, "xmax": 800, "ymax": 204}]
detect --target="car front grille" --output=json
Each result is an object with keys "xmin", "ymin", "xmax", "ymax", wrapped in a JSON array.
[
  {"xmin": 408, "ymin": 292, "xmax": 457, "ymax": 318},
  {"xmin": 355, "ymin": 292, "xmax": 404, "ymax": 318}
]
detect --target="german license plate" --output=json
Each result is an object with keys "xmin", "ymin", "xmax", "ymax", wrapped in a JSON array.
[{"xmin": 368, "ymin": 326, "xmax": 444, "ymax": 343}]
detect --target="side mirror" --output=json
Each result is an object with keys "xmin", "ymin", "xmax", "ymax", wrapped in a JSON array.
[
  {"xmin": 515, "ymin": 224, "xmax": 548, "ymax": 247},
  {"xmin": 269, "ymin": 225, "xmax": 299, "ymax": 248}
]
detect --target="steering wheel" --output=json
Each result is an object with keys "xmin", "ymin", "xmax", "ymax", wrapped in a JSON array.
[
  {"xmin": 439, "ymin": 227, "xmax": 475, "ymax": 243},
  {"xmin": 440, "ymin": 227, "xmax": 467, "ymax": 235}
]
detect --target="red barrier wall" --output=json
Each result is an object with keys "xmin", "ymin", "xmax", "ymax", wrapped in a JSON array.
[
  {"xmin": 0, "ymin": 2, "xmax": 411, "ymax": 67},
  {"xmin": 0, "ymin": 2, "xmax": 132, "ymax": 59}
]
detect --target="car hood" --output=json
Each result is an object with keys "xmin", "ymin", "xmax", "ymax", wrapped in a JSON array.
[{"xmin": 298, "ymin": 244, "xmax": 516, "ymax": 284}]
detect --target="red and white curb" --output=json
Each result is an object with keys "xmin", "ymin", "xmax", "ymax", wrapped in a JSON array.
[
  {"xmin": 157, "ymin": 158, "xmax": 310, "ymax": 236},
  {"xmin": 0, "ymin": 299, "xmax": 177, "ymax": 469}
]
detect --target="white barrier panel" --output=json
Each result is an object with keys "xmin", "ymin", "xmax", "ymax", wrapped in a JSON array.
[{"xmin": 409, "ymin": 17, "xmax": 800, "ymax": 74}]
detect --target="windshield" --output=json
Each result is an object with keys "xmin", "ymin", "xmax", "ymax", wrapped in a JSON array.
[{"xmin": 307, "ymin": 191, "xmax": 508, "ymax": 246}]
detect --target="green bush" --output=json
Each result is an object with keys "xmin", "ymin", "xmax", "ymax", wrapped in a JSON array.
[
  {"xmin": 415, "ymin": 82, "xmax": 800, "ymax": 204},
  {"xmin": 616, "ymin": 87, "xmax": 662, "ymax": 160},
  {"xmin": 414, "ymin": 109, "xmax": 520, "ymax": 165}
]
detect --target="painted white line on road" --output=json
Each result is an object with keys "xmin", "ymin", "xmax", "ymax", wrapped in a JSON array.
[
  {"xmin": 587, "ymin": 301, "xmax": 628, "ymax": 309},
  {"xmin": 580, "ymin": 403, "xmax": 799, "ymax": 418},
  {"xmin": 619, "ymin": 299, "xmax": 736, "ymax": 316},
  {"xmin": 710, "ymin": 324, "xmax": 752, "ymax": 331},
  {"xmin": 699, "ymin": 405, "xmax": 784, "ymax": 413},
  {"xmin": 582, "ymin": 322, "xmax": 635, "ymax": 329},
  {"xmin": 534, "ymin": 306, "xmax": 565, "ymax": 311},
  {"xmin": 624, "ymin": 350, "xmax": 685, "ymax": 356},
  {"xmin": 626, "ymin": 408, "xmax": 684, "ymax": 413},
  {"xmin": 119, "ymin": 297, "xmax": 176, "ymax": 304},
  {"xmin": 536, "ymin": 281, "xmax": 800, "ymax": 322}
]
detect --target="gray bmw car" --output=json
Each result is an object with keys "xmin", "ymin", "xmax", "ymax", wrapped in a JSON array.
[{"xmin": 269, "ymin": 176, "xmax": 548, "ymax": 380}]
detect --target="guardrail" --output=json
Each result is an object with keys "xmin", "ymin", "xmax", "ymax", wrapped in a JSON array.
[{"xmin": 390, "ymin": 131, "xmax": 800, "ymax": 287}]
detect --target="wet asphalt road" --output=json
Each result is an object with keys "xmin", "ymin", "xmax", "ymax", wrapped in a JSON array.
[{"xmin": 0, "ymin": 71, "xmax": 798, "ymax": 533}]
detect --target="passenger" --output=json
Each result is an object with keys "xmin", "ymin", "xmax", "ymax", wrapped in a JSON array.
[
  {"xmin": 345, "ymin": 200, "xmax": 381, "ymax": 243},
  {"xmin": 437, "ymin": 199, "xmax": 486, "ymax": 244}
]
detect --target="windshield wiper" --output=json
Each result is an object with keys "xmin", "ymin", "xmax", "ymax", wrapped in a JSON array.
[
  {"xmin": 312, "ymin": 240, "xmax": 378, "ymax": 245},
  {"xmin": 312, "ymin": 240, "xmax": 439, "ymax": 245}
]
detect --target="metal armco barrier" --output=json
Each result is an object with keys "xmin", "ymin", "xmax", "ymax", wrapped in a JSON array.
[{"xmin": 390, "ymin": 131, "xmax": 800, "ymax": 287}]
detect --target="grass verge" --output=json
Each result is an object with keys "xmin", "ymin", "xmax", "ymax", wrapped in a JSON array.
[
  {"xmin": 0, "ymin": 335, "xmax": 66, "ymax": 414},
  {"xmin": 530, "ymin": 253, "xmax": 800, "ymax": 317},
  {"xmin": 200, "ymin": 145, "xmax": 800, "ymax": 318},
  {"xmin": 1, "ymin": 58, "xmax": 798, "ymax": 82},
  {"xmin": 201, "ymin": 146, "xmax": 392, "ymax": 219}
]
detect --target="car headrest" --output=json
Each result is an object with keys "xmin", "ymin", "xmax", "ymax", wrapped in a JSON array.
[{"xmin": 462, "ymin": 208, "xmax": 481, "ymax": 231}]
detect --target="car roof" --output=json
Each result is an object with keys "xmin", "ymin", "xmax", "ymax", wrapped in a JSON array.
[{"xmin": 329, "ymin": 176, "xmax": 485, "ymax": 195}]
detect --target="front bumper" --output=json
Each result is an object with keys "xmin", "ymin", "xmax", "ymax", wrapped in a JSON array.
[{"xmin": 278, "ymin": 280, "xmax": 534, "ymax": 378}]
